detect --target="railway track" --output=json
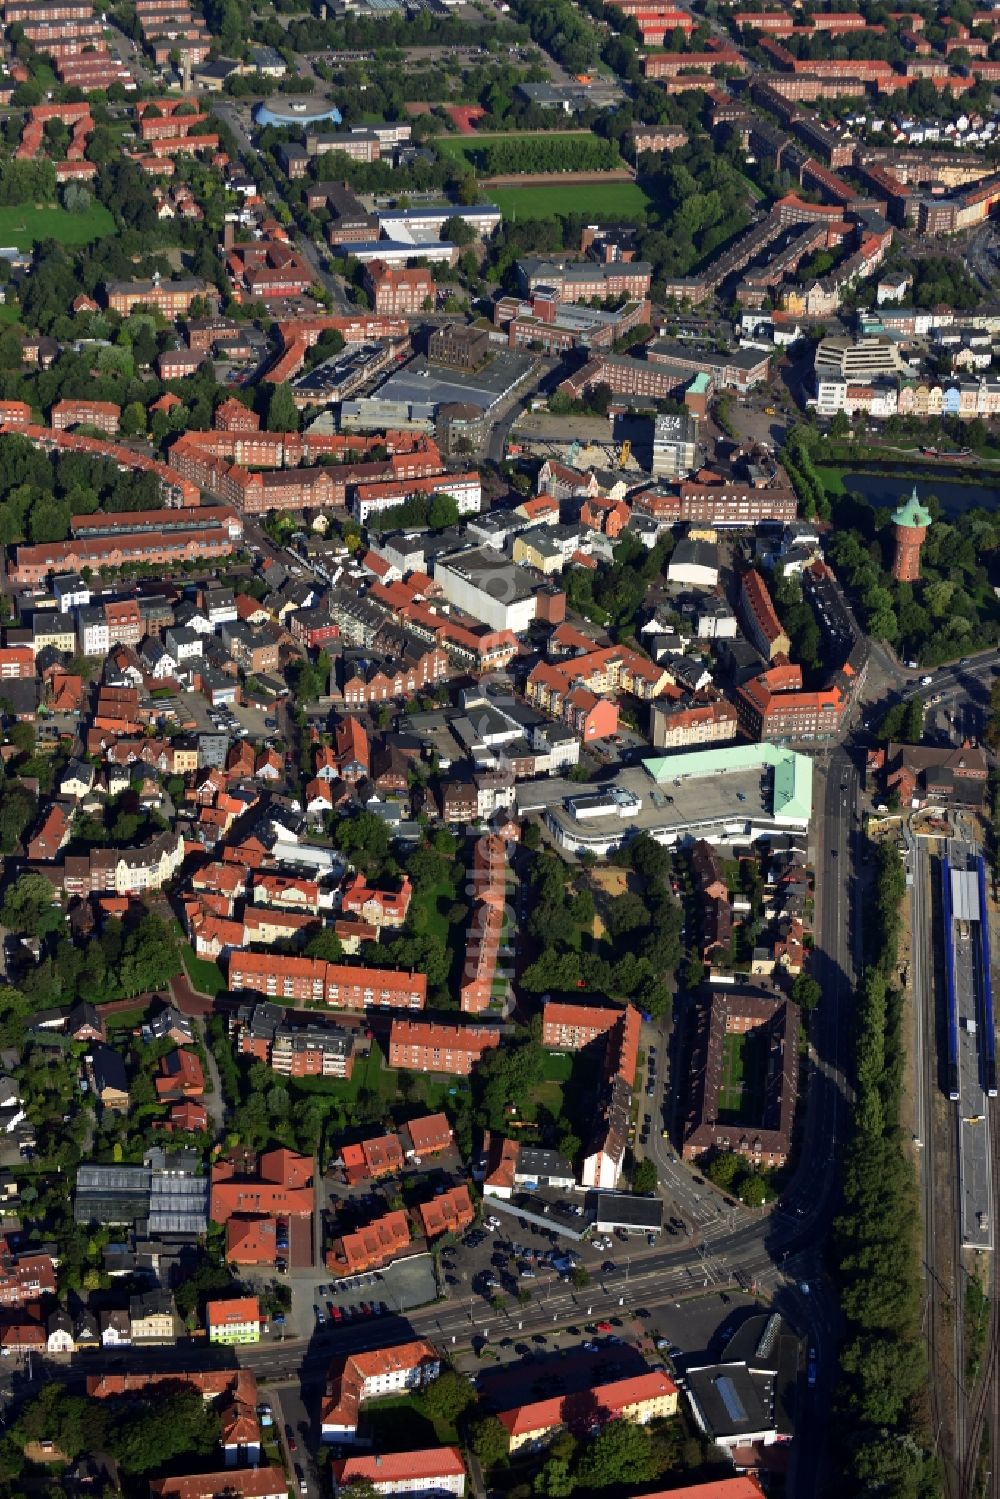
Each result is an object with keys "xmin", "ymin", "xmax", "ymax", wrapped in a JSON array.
[{"xmin": 959, "ymin": 1103, "xmax": 1000, "ymax": 1499}]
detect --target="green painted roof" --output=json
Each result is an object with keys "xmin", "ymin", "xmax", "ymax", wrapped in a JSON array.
[
  {"xmin": 644, "ymin": 743, "xmax": 813, "ymax": 824},
  {"xmin": 892, "ymin": 486, "xmax": 932, "ymax": 531},
  {"xmin": 688, "ymin": 372, "xmax": 712, "ymax": 394}
]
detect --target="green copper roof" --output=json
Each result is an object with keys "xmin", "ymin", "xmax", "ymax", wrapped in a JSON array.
[
  {"xmin": 644, "ymin": 743, "xmax": 813, "ymax": 825},
  {"xmin": 892, "ymin": 486, "xmax": 932, "ymax": 531}
]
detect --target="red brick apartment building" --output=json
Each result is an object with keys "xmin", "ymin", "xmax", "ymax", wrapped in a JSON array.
[
  {"xmin": 683, "ymin": 990, "xmax": 799, "ymax": 1167},
  {"xmin": 226, "ymin": 241, "xmax": 313, "ymax": 303},
  {"xmin": 542, "ymin": 1001, "xmax": 628, "ymax": 1051},
  {"xmin": 51, "ymin": 399, "xmax": 120, "ymax": 435},
  {"xmin": 228, "ymin": 951, "xmax": 427, "ymax": 1011},
  {"xmin": 3, "ymin": 0, "xmax": 92, "ymax": 17},
  {"xmin": 0, "ymin": 401, "xmax": 30, "ymax": 428},
  {"xmin": 388, "ymin": 1020, "xmax": 501, "ymax": 1076},
  {"xmin": 363, "ymin": 260, "xmax": 434, "ymax": 316},
  {"xmin": 643, "ymin": 49, "xmax": 746, "ymax": 77},
  {"xmin": 736, "ymin": 671, "xmax": 847, "ymax": 742}
]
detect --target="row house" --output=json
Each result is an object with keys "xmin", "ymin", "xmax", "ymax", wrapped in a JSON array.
[
  {"xmin": 327, "ymin": 1209, "xmax": 410, "ymax": 1278},
  {"xmin": 342, "ymin": 641, "xmax": 449, "ymax": 708},
  {"xmin": 339, "ymin": 1133, "xmax": 405, "ymax": 1184},
  {"xmin": 57, "ymin": 831, "xmax": 185, "ymax": 898},
  {"xmin": 333, "ymin": 1450, "xmax": 466, "ymax": 1499}
]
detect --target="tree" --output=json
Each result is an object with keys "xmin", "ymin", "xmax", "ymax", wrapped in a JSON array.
[
  {"xmin": 792, "ymin": 972, "xmax": 822, "ymax": 1012},
  {"xmin": 575, "ymin": 1420, "xmax": 654, "ymax": 1489},
  {"xmin": 470, "ymin": 1415, "xmax": 508, "ymax": 1470},
  {"xmin": 632, "ymin": 1158, "xmax": 657, "ymax": 1195},
  {"xmin": 266, "ymin": 381, "xmax": 300, "ymax": 433},
  {"xmin": 705, "ymin": 1151, "xmax": 740, "ymax": 1190},
  {"xmin": 420, "ymin": 1370, "xmax": 476, "ymax": 1425},
  {"xmin": 1, "ymin": 872, "xmax": 62, "ymax": 937},
  {"xmin": 120, "ymin": 401, "xmax": 147, "ymax": 437},
  {"xmin": 441, "ymin": 215, "xmax": 476, "ymax": 247},
  {"xmin": 305, "ymin": 928, "xmax": 344, "ymax": 963}
]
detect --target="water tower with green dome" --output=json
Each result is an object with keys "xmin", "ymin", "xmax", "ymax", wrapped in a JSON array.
[{"xmin": 890, "ymin": 485, "xmax": 932, "ymax": 582}]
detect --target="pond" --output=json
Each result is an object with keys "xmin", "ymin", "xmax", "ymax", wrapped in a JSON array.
[{"xmin": 836, "ymin": 471, "xmax": 1000, "ymax": 516}]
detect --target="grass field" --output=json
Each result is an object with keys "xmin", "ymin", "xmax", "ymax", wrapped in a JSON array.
[
  {"xmin": 0, "ymin": 303, "xmax": 20, "ymax": 324},
  {"xmin": 488, "ymin": 182, "xmax": 652, "ymax": 221},
  {"xmin": 436, "ymin": 130, "xmax": 592, "ymax": 164},
  {"xmin": 180, "ymin": 944, "xmax": 226, "ymax": 997},
  {"xmin": 0, "ymin": 203, "xmax": 115, "ymax": 248},
  {"xmin": 718, "ymin": 1027, "xmax": 770, "ymax": 1124}
]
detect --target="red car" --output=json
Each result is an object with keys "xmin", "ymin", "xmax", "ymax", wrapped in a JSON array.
[{"xmin": 596, "ymin": 1321, "xmax": 613, "ymax": 1333}]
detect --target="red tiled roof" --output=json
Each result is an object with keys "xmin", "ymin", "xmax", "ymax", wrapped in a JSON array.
[
  {"xmin": 333, "ymin": 1447, "xmax": 465, "ymax": 1486},
  {"xmin": 498, "ymin": 1370, "xmax": 677, "ymax": 1436}
]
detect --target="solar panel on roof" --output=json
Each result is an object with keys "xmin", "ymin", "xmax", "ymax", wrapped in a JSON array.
[{"xmin": 716, "ymin": 1375, "xmax": 748, "ymax": 1425}]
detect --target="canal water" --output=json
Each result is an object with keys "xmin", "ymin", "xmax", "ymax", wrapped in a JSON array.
[{"xmin": 838, "ymin": 471, "xmax": 1000, "ymax": 516}]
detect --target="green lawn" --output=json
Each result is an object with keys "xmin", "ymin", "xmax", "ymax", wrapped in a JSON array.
[
  {"xmin": 291, "ymin": 1042, "xmax": 394, "ymax": 1105},
  {"xmin": 180, "ymin": 944, "xmax": 226, "ymax": 998},
  {"xmin": 814, "ymin": 466, "xmax": 847, "ymax": 497},
  {"xmin": 409, "ymin": 873, "xmax": 458, "ymax": 946},
  {"xmin": 106, "ymin": 1006, "xmax": 151, "ymax": 1033},
  {"xmin": 0, "ymin": 302, "xmax": 20, "ymax": 324},
  {"xmin": 718, "ymin": 1027, "xmax": 770, "ymax": 1125},
  {"xmin": 0, "ymin": 202, "xmax": 115, "ymax": 249},
  {"xmin": 362, "ymin": 1393, "xmax": 458, "ymax": 1447},
  {"xmin": 541, "ymin": 1051, "xmax": 573, "ymax": 1083},
  {"xmin": 487, "ymin": 182, "xmax": 652, "ymax": 221}
]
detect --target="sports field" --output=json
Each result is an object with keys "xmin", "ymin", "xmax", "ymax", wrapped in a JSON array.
[
  {"xmin": 436, "ymin": 130, "xmax": 592, "ymax": 165},
  {"xmin": 0, "ymin": 203, "xmax": 116, "ymax": 248},
  {"xmin": 717, "ymin": 1026, "xmax": 770, "ymax": 1124},
  {"xmin": 488, "ymin": 182, "xmax": 652, "ymax": 221}
]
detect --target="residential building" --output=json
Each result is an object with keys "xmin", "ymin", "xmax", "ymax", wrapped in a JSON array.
[
  {"xmin": 51, "ymin": 398, "xmax": 120, "ymax": 435},
  {"xmin": 332, "ymin": 1448, "xmax": 466, "ymax": 1499},
  {"xmin": 683, "ymin": 989, "xmax": 799, "ymax": 1167},
  {"xmin": 497, "ymin": 1370, "xmax": 679, "ymax": 1453},
  {"xmin": 388, "ymin": 1020, "xmax": 501, "ymax": 1076},
  {"xmin": 228, "ymin": 952, "xmax": 426, "ymax": 1011},
  {"xmin": 129, "ymin": 1289, "xmax": 177, "ymax": 1343},
  {"xmin": 230, "ymin": 1003, "xmax": 355, "ymax": 1080},
  {"xmin": 363, "ymin": 260, "xmax": 434, "ymax": 316},
  {"xmin": 328, "ymin": 1209, "xmax": 410, "ymax": 1277},
  {"xmin": 150, "ymin": 1473, "xmax": 287, "ymax": 1499},
  {"xmin": 417, "ymin": 1184, "xmax": 475, "ymax": 1240},
  {"xmin": 738, "ymin": 570, "xmax": 790, "ymax": 660},
  {"xmin": 0, "ymin": 1251, "xmax": 56, "ymax": 1308},
  {"xmin": 401, "ymin": 1113, "xmax": 454, "ymax": 1159},
  {"xmin": 206, "ymin": 1296, "xmax": 263, "ymax": 1345},
  {"xmin": 321, "ymin": 1343, "xmax": 441, "ymax": 1442},
  {"xmin": 651, "ymin": 699, "xmax": 739, "ymax": 750}
]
